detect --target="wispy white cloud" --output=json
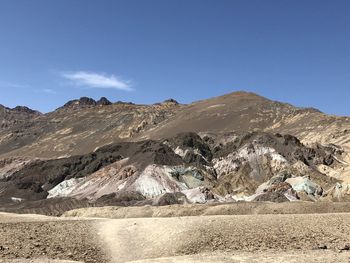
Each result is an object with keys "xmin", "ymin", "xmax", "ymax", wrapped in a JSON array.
[
  {"xmin": 42, "ymin": 88, "xmax": 57, "ymax": 94},
  {"xmin": 0, "ymin": 81, "xmax": 29, "ymax": 89},
  {"xmin": 61, "ymin": 71, "xmax": 132, "ymax": 91}
]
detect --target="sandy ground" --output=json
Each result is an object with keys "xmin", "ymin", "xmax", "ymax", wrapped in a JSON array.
[
  {"xmin": 63, "ymin": 201, "xmax": 350, "ymax": 219},
  {"xmin": 0, "ymin": 260, "xmax": 82, "ymax": 263},
  {"xmin": 1, "ymin": 210, "xmax": 350, "ymax": 262},
  {"xmin": 127, "ymin": 251, "xmax": 350, "ymax": 263},
  {"xmin": 0, "ymin": 213, "xmax": 108, "ymax": 263},
  {"xmin": 97, "ymin": 214, "xmax": 350, "ymax": 262}
]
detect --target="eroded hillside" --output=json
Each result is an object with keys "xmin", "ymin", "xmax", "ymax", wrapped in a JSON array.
[{"xmin": 1, "ymin": 91, "xmax": 350, "ymax": 213}]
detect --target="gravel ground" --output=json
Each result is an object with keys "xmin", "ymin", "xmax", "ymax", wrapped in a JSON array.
[
  {"xmin": 63, "ymin": 201, "xmax": 350, "ymax": 219},
  {"xmin": 127, "ymin": 251, "xmax": 350, "ymax": 263},
  {"xmin": 98, "ymin": 213, "xmax": 350, "ymax": 262},
  {"xmin": 1, "ymin": 212, "xmax": 350, "ymax": 262},
  {"xmin": 0, "ymin": 215, "xmax": 109, "ymax": 263},
  {"xmin": 0, "ymin": 260, "xmax": 81, "ymax": 263}
]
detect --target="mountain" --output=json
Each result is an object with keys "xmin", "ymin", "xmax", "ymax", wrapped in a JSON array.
[
  {"xmin": 1, "ymin": 91, "xmax": 350, "ymax": 214},
  {"xmin": 0, "ymin": 96, "xmax": 179, "ymax": 158},
  {"xmin": 0, "ymin": 104, "xmax": 41, "ymax": 129}
]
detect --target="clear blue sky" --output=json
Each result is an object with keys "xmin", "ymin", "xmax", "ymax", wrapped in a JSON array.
[{"xmin": 0, "ymin": 0, "xmax": 349, "ymax": 115}]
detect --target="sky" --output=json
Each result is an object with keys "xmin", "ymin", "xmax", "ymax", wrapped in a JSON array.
[{"xmin": 0, "ymin": 0, "xmax": 349, "ymax": 115}]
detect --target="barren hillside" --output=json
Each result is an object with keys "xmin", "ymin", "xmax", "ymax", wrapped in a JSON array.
[{"xmin": 1, "ymin": 91, "xmax": 350, "ymax": 213}]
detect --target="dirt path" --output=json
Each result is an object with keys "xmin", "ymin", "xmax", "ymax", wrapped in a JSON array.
[{"xmin": 96, "ymin": 213, "xmax": 350, "ymax": 262}]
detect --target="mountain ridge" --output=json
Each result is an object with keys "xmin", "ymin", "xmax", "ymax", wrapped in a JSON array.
[
  {"xmin": 0, "ymin": 90, "xmax": 349, "ymax": 159},
  {"xmin": 0, "ymin": 91, "xmax": 326, "ymax": 115},
  {"xmin": 1, "ymin": 90, "xmax": 350, "ymax": 214}
]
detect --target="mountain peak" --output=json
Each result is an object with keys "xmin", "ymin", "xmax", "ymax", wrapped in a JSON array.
[
  {"xmin": 97, "ymin": 97, "xmax": 112, "ymax": 106},
  {"xmin": 12, "ymin": 106, "xmax": 41, "ymax": 115},
  {"xmin": 0, "ymin": 104, "xmax": 41, "ymax": 115},
  {"xmin": 63, "ymin": 97, "xmax": 96, "ymax": 107},
  {"xmin": 163, "ymin": 98, "xmax": 179, "ymax": 105},
  {"xmin": 60, "ymin": 96, "xmax": 113, "ymax": 110}
]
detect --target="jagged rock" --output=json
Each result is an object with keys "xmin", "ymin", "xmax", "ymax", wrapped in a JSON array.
[
  {"xmin": 182, "ymin": 187, "xmax": 216, "ymax": 203},
  {"xmin": 0, "ymin": 104, "xmax": 41, "ymax": 130},
  {"xmin": 78, "ymin": 97, "xmax": 96, "ymax": 105},
  {"xmin": 323, "ymin": 183, "xmax": 350, "ymax": 201},
  {"xmin": 63, "ymin": 97, "xmax": 97, "ymax": 108},
  {"xmin": 285, "ymin": 176, "xmax": 323, "ymax": 197},
  {"xmin": 163, "ymin": 98, "xmax": 179, "ymax": 104},
  {"xmin": 164, "ymin": 132, "xmax": 213, "ymax": 165},
  {"xmin": 256, "ymin": 171, "xmax": 293, "ymax": 193},
  {"xmin": 254, "ymin": 182, "xmax": 298, "ymax": 202},
  {"xmin": 12, "ymin": 106, "xmax": 39, "ymax": 114},
  {"xmin": 97, "ymin": 97, "xmax": 112, "ymax": 106},
  {"xmin": 96, "ymin": 191, "xmax": 146, "ymax": 206},
  {"xmin": 152, "ymin": 192, "xmax": 186, "ymax": 206},
  {"xmin": 58, "ymin": 96, "xmax": 113, "ymax": 110}
]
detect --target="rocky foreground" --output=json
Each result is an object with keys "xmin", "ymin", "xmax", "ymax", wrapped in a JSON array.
[{"xmin": 1, "ymin": 207, "xmax": 350, "ymax": 263}]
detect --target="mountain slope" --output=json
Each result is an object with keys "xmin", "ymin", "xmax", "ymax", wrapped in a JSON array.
[
  {"xmin": 1, "ymin": 91, "xmax": 350, "ymax": 213},
  {"xmin": 0, "ymin": 98, "xmax": 180, "ymax": 158},
  {"xmin": 142, "ymin": 91, "xmax": 349, "ymax": 144},
  {"xmin": 0, "ymin": 104, "xmax": 41, "ymax": 129},
  {"xmin": 2, "ymin": 91, "xmax": 350, "ymax": 160}
]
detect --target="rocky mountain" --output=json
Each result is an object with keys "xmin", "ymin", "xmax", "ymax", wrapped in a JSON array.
[
  {"xmin": 0, "ymin": 104, "xmax": 41, "ymax": 129},
  {"xmin": 1, "ymin": 91, "xmax": 350, "ymax": 214},
  {"xmin": 0, "ymin": 96, "xmax": 180, "ymax": 158}
]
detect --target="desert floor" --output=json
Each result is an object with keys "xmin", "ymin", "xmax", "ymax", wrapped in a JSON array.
[{"xmin": 1, "ymin": 203, "xmax": 350, "ymax": 263}]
